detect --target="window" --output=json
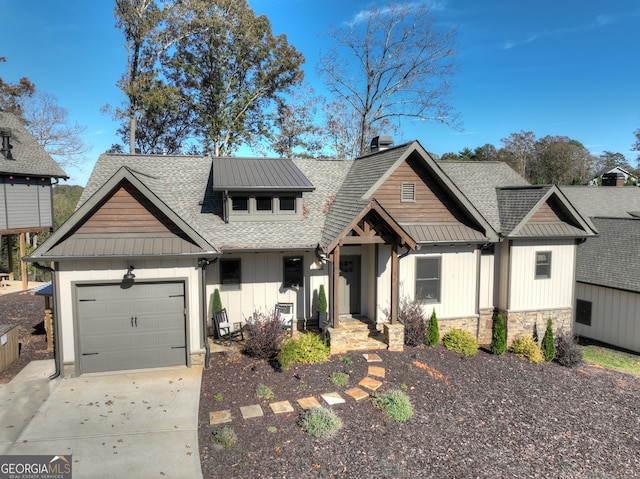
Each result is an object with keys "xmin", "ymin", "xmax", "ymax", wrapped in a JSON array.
[
  {"xmin": 401, "ymin": 182, "xmax": 416, "ymax": 202},
  {"xmin": 279, "ymin": 196, "xmax": 296, "ymax": 211},
  {"xmin": 231, "ymin": 196, "xmax": 248, "ymax": 211},
  {"xmin": 220, "ymin": 258, "xmax": 241, "ymax": 285},
  {"xmin": 535, "ymin": 251, "xmax": 552, "ymax": 279},
  {"xmin": 416, "ymin": 257, "xmax": 441, "ymax": 302},
  {"xmin": 283, "ymin": 256, "xmax": 303, "ymax": 288},
  {"xmin": 576, "ymin": 299, "xmax": 592, "ymax": 326},
  {"xmin": 256, "ymin": 196, "xmax": 273, "ymax": 211}
]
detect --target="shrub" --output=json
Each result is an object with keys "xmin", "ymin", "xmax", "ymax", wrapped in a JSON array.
[
  {"xmin": 442, "ymin": 329, "xmax": 479, "ymax": 356},
  {"xmin": 511, "ymin": 335, "xmax": 544, "ymax": 363},
  {"xmin": 255, "ymin": 384, "xmax": 275, "ymax": 400},
  {"xmin": 398, "ymin": 298, "xmax": 427, "ymax": 346},
  {"xmin": 371, "ymin": 389, "xmax": 413, "ymax": 422},
  {"xmin": 541, "ymin": 318, "xmax": 556, "ymax": 362},
  {"xmin": 299, "ymin": 407, "xmax": 343, "ymax": 439},
  {"xmin": 491, "ymin": 314, "xmax": 507, "ymax": 355},
  {"xmin": 318, "ymin": 285, "xmax": 328, "ymax": 314},
  {"xmin": 211, "ymin": 288, "xmax": 223, "ymax": 313},
  {"xmin": 554, "ymin": 330, "xmax": 583, "ymax": 367},
  {"xmin": 426, "ymin": 308, "xmax": 440, "ymax": 346},
  {"xmin": 277, "ymin": 332, "xmax": 329, "ymax": 370},
  {"xmin": 243, "ymin": 311, "xmax": 285, "ymax": 359},
  {"xmin": 211, "ymin": 427, "xmax": 237, "ymax": 449},
  {"xmin": 329, "ymin": 371, "xmax": 349, "ymax": 387}
]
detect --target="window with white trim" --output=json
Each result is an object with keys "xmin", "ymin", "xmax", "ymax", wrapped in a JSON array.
[{"xmin": 415, "ymin": 257, "xmax": 441, "ymax": 302}]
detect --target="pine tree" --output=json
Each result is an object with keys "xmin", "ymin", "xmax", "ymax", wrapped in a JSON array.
[
  {"xmin": 541, "ymin": 318, "xmax": 556, "ymax": 362},
  {"xmin": 491, "ymin": 314, "xmax": 507, "ymax": 355},
  {"xmin": 426, "ymin": 309, "xmax": 440, "ymax": 346}
]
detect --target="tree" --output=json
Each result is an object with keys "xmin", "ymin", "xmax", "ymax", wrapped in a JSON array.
[
  {"xmin": 532, "ymin": 136, "xmax": 595, "ymax": 185},
  {"xmin": 501, "ymin": 130, "xmax": 536, "ymax": 179},
  {"xmin": 541, "ymin": 318, "xmax": 556, "ymax": 362},
  {"xmin": 163, "ymin": 0, "xmax": 304, "ymax": 156},
  {"xmin": 596, "ymin": 151, "xmax": 629, "ymax": 172},
  {"xmin": 426, "ymin": 308, "xmax": 440, "ymax": 346},
  {"xmin": 633, "ymin": 128, "xmax": 640, "ymax": 165},
  {"xmin": 491, "ymin": 314, "xmax": 506, "ymax": 355},
  {"xmin": 320, "ymin": 99, "xmax": 362, "ymax": 159},
  {"xmin": 318, "ymin": 2, "xmax": 459, "ymax": 156},
  {"xmin": 473, "ymin": 143, "xmax": 499, "ymax": 162},
  {"xmin": 0, "ymin": 57, "xmax": 35, "ymax": 117}
]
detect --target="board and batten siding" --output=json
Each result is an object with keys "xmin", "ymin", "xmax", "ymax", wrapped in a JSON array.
[
  {"xmin": 508, "ymin": 239, "xmax": 576, "ymax": 311},
  {"xmin": 1, "ymin": 177, "xmax": 53, "ymax": 231},
  {"xmin": 575, "ymin": 282, "xmax": 640, "ymax": 354},
  {"xmin": 56, "ymin": 258, "xmax": 201, "ymax": 372},
  {"xmin": 478, "ymin": 249, "xmax": 496, "ymax": 309}
]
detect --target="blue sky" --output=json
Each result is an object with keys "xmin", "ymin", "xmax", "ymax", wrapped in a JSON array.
[{"xmin": 1, "ymin": 0, "xmax": 639, "ymax": 185}]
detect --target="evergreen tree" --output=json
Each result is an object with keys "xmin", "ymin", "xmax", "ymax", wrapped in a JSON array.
[
  {"xmin": 212, "ymin": 288, "xmax": 223, "ymax": 313},
  {"xmin": 541, "ymin": 318, "xmax": 556, "ymax": 362},
  {"xmin": 426, "ymin": 308, "xmax": 439, "ymax": 346},
  {"xmin": 491, "ymin": 313, "xmax": 507, "ymax": 355}
]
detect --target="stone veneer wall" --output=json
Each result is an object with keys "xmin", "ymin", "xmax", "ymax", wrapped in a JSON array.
[{"xmin": 499, "ymin": 308, "xmax": 572, "ymax": 346}]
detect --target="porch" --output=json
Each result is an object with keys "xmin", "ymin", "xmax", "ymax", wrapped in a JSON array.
[{"xmin": 325, "ymin": 316, "xmax": 404, "ymax": 355}]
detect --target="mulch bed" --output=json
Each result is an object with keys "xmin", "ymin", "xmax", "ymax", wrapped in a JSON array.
[
  {"xmin": 0, "ymin": 291, "xmax": 52, "ymax": 383},
  {"xmin": 199, "ymin": 343, "xmax": 640, "ymax": 479}
]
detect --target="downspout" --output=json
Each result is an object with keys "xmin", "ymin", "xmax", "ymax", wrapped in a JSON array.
[
  {"xmin": 32, "ymin": 262, "xmax": 60, "ymax": 379},
  {"xmin": 475, "ymin": 246, "xmax": 483, "ymax": 340},
  {"xmin": 199, "ymin": 258, "xmax": 218, "ymax": 368}
]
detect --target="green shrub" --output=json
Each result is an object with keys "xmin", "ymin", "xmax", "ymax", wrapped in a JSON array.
[
  {"xmin": 511, "ymin": 335, "xmax": 544, "ymax": 363},
  {"xmin": 426, "ymin": 308, "xmax": 440, "ymax": 346},
  {"xmin": 318, "ymin": 285, "xmax": 328, "ymax": 314},
  {"xmin": 211, "ymin": 427, "xmax": 237, "ymax": 449},
  {"xmin": 329, "ymin": 371, "xmax": 349, "ymax": 387},
  {"xmin": 211, "ymin": 288, "xmax": 223, "ymax": 313},
  {"xmin": 341, "ymin": 356, "xmax": 352, "ymax": 364},
  {"xmin": 491, "ymin": 314, "xmax": 507, "ymax": 355},
  {"xmin": 371, "ymin": 389, "xmax": 413, "ymax": 422},
  {"xmin": 541, "ymin": 319, "xmax": 556, "ymax": 362},
  {"xmin": 398, "ymin": 298, "xmax": 427, "ymax": 346},
  {"xmin": 255, "ymin": 384, "xmax": 275, "ymax": 400},
  {"xmin": 299, "ymin": 407, "xmax": 343, "ymax": 439},
  {"xmin": 554, "ymin": 330, "xmax": 583, "ymax": 367},
  {"xmin": 277, "ymin": 332, "xmax": 330, "ymax": 370},
  {"xmin": 243, "ymin": 311, "xmax": 285, "ymax": 360},
  {"xmin": 442, "ymin": 329, "xmax": 479, "ymax": 356}
]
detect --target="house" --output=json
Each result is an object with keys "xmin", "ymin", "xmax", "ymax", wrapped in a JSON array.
[
  {"xmin": 0, "ymin": 111, "xmax": 68, "ymax": 286},
  {"xmin": 590, "ymin": 166, "xmax": 638, "ymax": 187},
  {"xmin": 25, "ymin": 139, "xmax": 596, "ymax": 377},
  {"xmin": 560, "ymin": 186, "xmax": 640, "ymax": 353}
]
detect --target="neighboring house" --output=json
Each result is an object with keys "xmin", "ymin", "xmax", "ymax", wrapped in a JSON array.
[
  {"xmin": 0, "ymin": 111, "xmax": 68, "ymax": 283},
  {"xmin": 26, "ymin": 139, "xmax": 596, "ymax": 377},
  {"xmin": 590, "ymin": 166, "xmax": 638, "ymax": 186},
  {"xmin": 561, "ymin": 186, "xmax": 640, "ymax": 353}
]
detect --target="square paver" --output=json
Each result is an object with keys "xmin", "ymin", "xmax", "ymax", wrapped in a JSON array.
[
  {"xmin": 321, "ymin": 392, "xmax": 346, "ymax": 405},
  {"xmin": 368, "ymin": 366, "xmax": 386, "ymax": 378},
  {"xmin": 240, "ymin": 404, "xmax": 264, "ymax": 419},
  {"xmin": 209, "ymin": 410, "xmax": 232, "ymax": 425},
  {"xmin": 269, "ymin": 401, "xmax": 294, "ymax": 414},
  {"xmin": 297, "ymin": 397, "xmax": 322, "ymax": 410},
  {"xmin": 363, "ymin": 353, "xmax": 382, "ymax": 362},
  {"xmin": 359, "ymin": 377, "xmax": 383, "ymax": 391},
  {"xmin": 344, "ymin": 387, "xmax": 369, "ymax": 401}
]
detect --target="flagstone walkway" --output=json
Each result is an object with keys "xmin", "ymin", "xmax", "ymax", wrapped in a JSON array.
[{"xmin": 209, "ymin": 353, "xmax": 385, "ymax": 425}]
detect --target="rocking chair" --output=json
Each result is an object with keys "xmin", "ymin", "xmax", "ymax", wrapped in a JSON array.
[{"xmin": 213, "ymin": 308, "xmax": 244, "ymax": 343}]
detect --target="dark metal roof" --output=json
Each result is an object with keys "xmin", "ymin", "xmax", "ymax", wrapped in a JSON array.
[
  {"xmin": 212, "ymin": 157, "xmax": 315, "ymax": 191},
  {"xmin": 516, "ymin": 222, "xmax": 589, "ymax": 238},
  {"xmin": 401, "ymin": 223, "xmax": 488, "ymax": 244},
  {"xmin": 0, "ymin": 111, "xmax": 68, "ymax": 178}
]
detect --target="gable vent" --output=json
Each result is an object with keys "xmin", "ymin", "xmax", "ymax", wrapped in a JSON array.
[{"xmin": 401, "ymin": 182, "xmax": 416, "ymax": 202}]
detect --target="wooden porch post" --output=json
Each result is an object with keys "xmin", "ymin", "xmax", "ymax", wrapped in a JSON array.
[
  {"xmin": 331, "ymin": 245, "xmax": 341, "ymax": 329},
  {"xmin": 390, "ymin": 241, "xmax": 398, "ymax": 324},
  {"xmin": 7, "ymin": 235, "xmax": 14, "ymax": 280}
]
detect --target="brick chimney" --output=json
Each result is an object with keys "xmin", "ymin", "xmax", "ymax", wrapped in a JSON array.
[{"xmin": 1, "ymin": 129, "xmax": 13, "ymax": 160}]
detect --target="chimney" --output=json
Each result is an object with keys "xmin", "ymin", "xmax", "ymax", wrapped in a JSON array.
[
  {"xmin": 1, "ymin": 129, "xmax": 13, "ymax": 160},
  {"xmin": 370, "ymin": 135, "xmax": 394, "ymax": 153}
]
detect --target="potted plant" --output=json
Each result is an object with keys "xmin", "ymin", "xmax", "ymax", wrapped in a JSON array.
[{"xmin": 318, "ymin": 284, "xmax": 328, "ymax": 329}]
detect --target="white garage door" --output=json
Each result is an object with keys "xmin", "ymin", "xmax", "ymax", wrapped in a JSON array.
[{"xmin": 77, "ymin": 282, "xmax": 187, "ymax": 374}]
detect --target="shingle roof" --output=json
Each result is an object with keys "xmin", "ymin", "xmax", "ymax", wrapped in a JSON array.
[
  {"xmin": 560, "ymin": 186, "xmax": 640, "ymax": 219},
  {"xmin": 496, "ymin": 186, "xmax": 552, "ymax": 234},
  {"xmin": 212, "ymin": 157, "xmax": 314, "ymax": 191},
  {"xmin": 0, "ymin": 111, "xmax": 68, "ymax": 178},
  {"xmin": 577, "ymin": 217, "xmax": 640, "ymax": 293}
]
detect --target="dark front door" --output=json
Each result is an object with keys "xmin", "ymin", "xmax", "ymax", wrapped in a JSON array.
[{"xmin": 339, "ymin": 255, "xmax": 361, "ymax": 314}]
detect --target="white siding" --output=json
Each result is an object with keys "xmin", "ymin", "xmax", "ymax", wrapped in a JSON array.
[
  {"xmin": 479, "ymin": 249, "xmax": 495, "ymax": 309},
  {"xmin": 398, "ymin": 246, "xmax": 478, "ymax": 319},
  {"xmin": 56, "ymin": 258, "xmax": 201, "ymax": 369},
  {"xmin": 376, "ymin": 245, "xmax": 392, "ymax": 321},
  {"xmin": 576, "ymin": 282, "xmax": 640, "ymax": 353},
  {"xmin": 509, "ymin": 239, "xmax": 576, "ymax": 311}
]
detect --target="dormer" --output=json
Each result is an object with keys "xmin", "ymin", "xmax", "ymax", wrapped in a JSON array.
[{"xmin": 212, "ymin": 157, "xmax": 315, "ymax": 222}]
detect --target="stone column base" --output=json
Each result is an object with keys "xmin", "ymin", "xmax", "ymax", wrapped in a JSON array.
[{"xmin": 384, "ymin": 323, "xmax": 404, "ymax": 352}]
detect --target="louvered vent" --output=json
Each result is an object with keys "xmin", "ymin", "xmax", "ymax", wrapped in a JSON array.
[{"xmin": 401, "ymin": 182, "xmax": 416, "ymax": 202}]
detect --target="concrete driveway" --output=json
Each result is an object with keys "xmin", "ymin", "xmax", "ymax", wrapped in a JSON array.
[{"xmin": 0, "ymin": 361, "xmax": 203, "ymax": 478}]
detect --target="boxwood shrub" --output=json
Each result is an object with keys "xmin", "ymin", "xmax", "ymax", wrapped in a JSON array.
[{"xmin": 442, "ymin": 329, "xmax": 479, "ymax": 356}]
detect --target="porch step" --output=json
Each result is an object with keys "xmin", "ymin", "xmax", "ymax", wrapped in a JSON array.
[{"xmin": 338, "ymin": 318, "xmax": 388, "ymax": 352}]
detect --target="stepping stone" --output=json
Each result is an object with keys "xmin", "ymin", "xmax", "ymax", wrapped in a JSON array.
[
  {"xmin": 359, "ymin": 377, "xmax": 383, "ymax": 391},
  {"xmin": 240, "ymin": 404, "xmax": 264, "ymax": 419},
  {"xmin": 297, "ymin": 397, "xmax": 322, "ymax": 410},
  {"xmin": 368, "ymin": 366, "xmax": 386, "ymax": 378},
  {"xmin": 363, "ymin": 353, "xmax": 382, "ymax": 362},
  {"xmin": 321, "ymin": 392, "xmax": 346, "ymax": 405},
  {"xmin": 344, "ymin": 387, "xmax": 369, "ymax": 401},
  {"xmin": 270, "ymin": 401, "xmax": 294, "ymax": 414},
  {"xmin": 209, "ymin": 410, "xmax": 232, "ymax": 425}
]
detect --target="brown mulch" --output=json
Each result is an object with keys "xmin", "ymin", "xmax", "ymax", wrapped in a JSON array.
[
  {"xmin": 199, "ymin": 343, "xmax": 640, "ymax": 479},
  {"xmin": 0, "ymin": 292, "xmax": 53, "ymax": 383}
]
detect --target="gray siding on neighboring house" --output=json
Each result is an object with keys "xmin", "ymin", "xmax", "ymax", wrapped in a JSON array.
[{"xmin": 0, "ymin": 177, "xmax": 53, "ymax": 231}]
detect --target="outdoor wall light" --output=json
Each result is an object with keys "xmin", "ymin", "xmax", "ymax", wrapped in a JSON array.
[{"xmin": 123, "ymin": 266, "xmax": 135, "ymax": 281}]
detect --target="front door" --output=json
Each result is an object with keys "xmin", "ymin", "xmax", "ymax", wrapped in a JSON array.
[{"xmin": 339, "ymin": 255, "xmax": 361, "ymax": 314}]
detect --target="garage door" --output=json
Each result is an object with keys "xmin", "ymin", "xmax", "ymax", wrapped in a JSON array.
[{"xmin": 77, "ymin": 282, "xmax": 187, "ymax": 373}]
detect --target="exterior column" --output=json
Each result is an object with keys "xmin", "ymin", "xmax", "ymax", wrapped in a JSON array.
[
  {"xmin": 20, "ymin": 233, "xmax": 27, "ymax": 290},
  {"xmin": 390, "ymin": 241, "xmax": 398, "ymax": 324},
  {"xmin": 331, "ymin": 246, "xmax": 341, "ymax": 329}
]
